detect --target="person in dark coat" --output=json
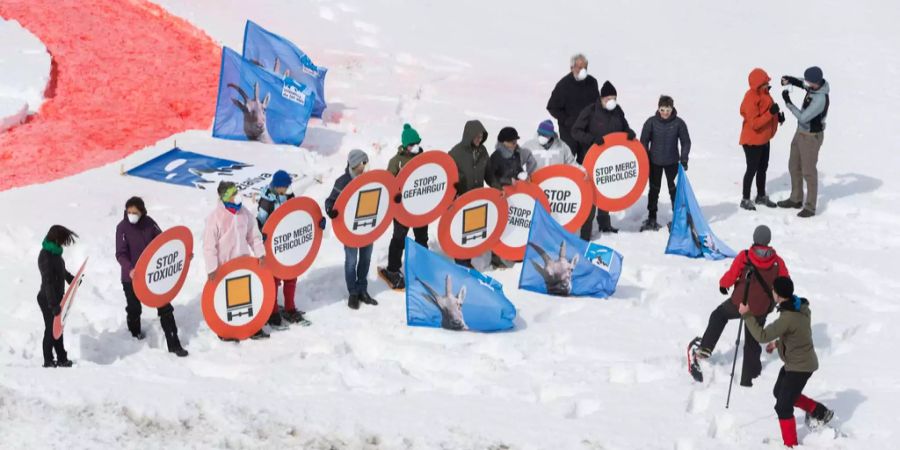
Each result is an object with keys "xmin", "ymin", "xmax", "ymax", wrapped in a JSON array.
[
  {"xmin": 37, "ymin": 225, "xmax": 79, "ymax": 367},
  {"xmin": 639, "ymin": 95, "xmax": 692, "ymax": 230},
  {"xmin": 486, "ymin": 126, "xmax": 537, "ymax": 189},
  {"xmin": 115, "ymin": 197, "xmax": 188, "ymax": 357},
  {"xmin": 546, "ymin": 53, "xmax": 599, "ymax": 159},
  {"xmin": 448, "ymin": 120, "xmax": 490, "ymax": 268},
  {"xmin": 571, "ymin": 80, "xmax": 636, "ymax": 238}
]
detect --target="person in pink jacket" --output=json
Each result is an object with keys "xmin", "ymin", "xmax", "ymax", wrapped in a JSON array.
[{"xmin": 203, "ymin": 181, "xmax": 268, "ymax": 340}]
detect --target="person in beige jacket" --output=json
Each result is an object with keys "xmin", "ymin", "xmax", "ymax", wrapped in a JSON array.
[{"xmin": 739, "ymin": 277, "xmax": 833, "ymax": 448}]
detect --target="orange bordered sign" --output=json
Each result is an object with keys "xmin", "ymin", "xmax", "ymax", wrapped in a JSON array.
[
  {"xmin": 52, "ymin": 258, "xmax": 88, "ymax": 340},
  {"xmin": 494, "ymin": 182, "xmax": 550, "ymax": 261},
  {"xmin": 201, "ymin": 256, "xmax": 276, "ymax": 341},
  {"xmin": 531, "ymin": 164, "xmax": 593, "ymax": 233},
  {"xmin": 132, "ymin": 226, "xmax": 193, "ymax": 308},
  {"xmin": 583, "ymin": 132, "xmax": 650, "ymax": 211},
  {"xmin": 262, "ymin": 197, "xmax": 323, "ymax": 279},
  {"xmin": 437, "ymin": 187, "xmax": 508, "ymax": 260},
  {"xmin": 392, "ymin": 150, "xmax": 459, "ymax": 228},
  {"xmin": 331, "ymin": 169, "xmax": 396, "ymax": 248}
]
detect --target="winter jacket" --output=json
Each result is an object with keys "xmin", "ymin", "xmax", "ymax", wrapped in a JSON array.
[
  {"xmin": 739, "ymin": 68, "xmax": 779, "ymax": 146},
  {"xmin": 257, "ymin": 187, "xmax": 295, "ymax": 231},
  {"xmin": 486, "ymin": 143, "xmax": 537, "ymax": 189},
  {"xmin": 547, "ymin": 73, "xmax": 600, "ymax": 158},
  {"xmin": 785, "ymin": 80, "xmax": 830, "ymax": 133},
  {"xmin": 522, "ymin": 134, "xmax": 577, "ymax": 169},
  {"xmin": 571, "ymin": 102, "xmax": 635, "ymax": 163},
  {"xmin": 324, "ymin": 167, "xmax": 354, "ymax": 216},
  {"xmin": 203, "ymin": 201, "xmax": 265, "ymax": 274},
  {"xmin": 743, "ymin": 297, "xmax": 818, "ymax": 373},
  {"xmin": 115, "ymin": 214, "xmax": 163, "ymax": 283},
  {"xmin": 448, "ymin": 120, "xmax": 490, "ymax": 195},
  {"xmin": 640, "ymin": 109, "xmax": 692, "ymax": 166},
  {"xmin": 720, "ymin": 245, "xmax": 790, "ymax": 316},
  {"xmin": 37, "ymin": 245, "xmax": 74, "ymax": 309},
  {"xmin": 387, "ymin": 146, "xmax": 421, "ymax": 176}
]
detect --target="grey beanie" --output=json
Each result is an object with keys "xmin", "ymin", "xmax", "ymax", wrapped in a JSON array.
[
  {"xmin": 753, "ymin": 225, "xmax": 772, "ymax": 246},
  {"xmin": 347, "ymin": 148, "xmax": 368, "ymax": 168}
]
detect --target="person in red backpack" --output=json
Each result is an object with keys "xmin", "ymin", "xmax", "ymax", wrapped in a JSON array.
[{"xmin": 695, "ymin": 225, "xmax": 790, "ymax": 386}]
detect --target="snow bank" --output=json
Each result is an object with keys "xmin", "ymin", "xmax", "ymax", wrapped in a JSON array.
[{"xmin": 0, "ymin": 18, "xmax": 49, "ymax": 131}]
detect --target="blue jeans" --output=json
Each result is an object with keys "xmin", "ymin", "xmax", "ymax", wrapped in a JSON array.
[{"xmin": 344, "ymin": 245, "xmax": 372, "ymax": 295}]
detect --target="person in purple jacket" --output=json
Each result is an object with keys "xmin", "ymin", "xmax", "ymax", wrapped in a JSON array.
[{"xmin": 115, "ymin": 197, "xmax": 188, "ymax": 357}]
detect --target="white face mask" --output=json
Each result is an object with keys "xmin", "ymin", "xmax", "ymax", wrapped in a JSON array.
[
  {"xmin": 231, "ymin": 193, "xmax": 243, "ymax": 205},
  {"xmin": 537, "ymin": 135, "xmax": 551, "ymax": 146},
  {"xmin": 604, "ymin": 99, "xmax": 617, "ymax": 111},
  {"xmin": 127, "ymin": 213, "xmax": 140, "ymax": 224},
  {"xmin": 575, "ymin": 68, "xmax": 588, "ymax": 81}
]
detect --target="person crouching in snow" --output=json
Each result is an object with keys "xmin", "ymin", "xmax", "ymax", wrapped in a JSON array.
[
  {"xmin": 380, "ymin": 124, "xmax": 429, "ymax": 290},
  {"xmin": 115, "ymin": 196, "xmax": 188, "ymax": 356},
  {"xmin": 37, "ymin": 225, "xmax": 79, "ymax": 368},
  {"xmin": 639, "ymin": 95, "xmax": 691, "ymax": 231},
  {"xmin": 696, "ymin": 225, "xmax": 789, "ymax": 386},
  {"xmin": 523, "ymin": 120, "xmax": 578, "ymax": 170},
  {"xmin": 739, "ymin": 277, "xmax": 834, "ymax": 447},
  {"xmin": 325, "ymin": 149, "xmax": 378, "ymax": 310},
  {"xmin": 203, "ymin": 181, "xmax": 268, "ymax": 341}
]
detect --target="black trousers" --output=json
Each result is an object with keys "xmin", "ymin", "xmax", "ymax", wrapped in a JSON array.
[
  {"xmin": 37, "ymin": 297, "xmax": 67, "ymax": 363},
  {"xmin": 648, "ymin": 163, "xmax": 678, "ymax": 215},
  {"xmin": 122, "ymin": 282, "xmax": 181, "ymax": 350},
  {"xmin": 580, "ymin": 207, "xmax": 613, "ymax": 240},
  {"xmin": 387, "ymin": 220, "xmax": 428, "ymax": 272},
  {"xmin": 773, "ymin": 367, "xmax": 813, "ymax": 419},
  {"xmin": 700, "ymin": 299, "xmax": 767, "ymax": 384},
  {"xmin": 743, "ymin": 143, "xmax": 770, "ymax": 200}
]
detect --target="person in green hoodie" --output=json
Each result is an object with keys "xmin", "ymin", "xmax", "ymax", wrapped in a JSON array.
[
  {"xmin": 448, "ymin": 119, "xmax": 489, "ymax": 268},
  {"xmin": 739, "ymin": 277, "xmax": 834, "ymax": 448},
  {"xmin": 379, "ymin": 124, "xmax": 429, "ymax": 289}
]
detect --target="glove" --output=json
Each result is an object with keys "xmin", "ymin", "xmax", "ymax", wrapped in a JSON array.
[
  {"xmin": 318, "ymin": 217, "xmax": 326, "ymax": 230},
  {"xmin": 781, "ymin": 76, "xmax": 802, "ymax": 87},
  {"xmin": 719, "ymin": 286, "xmax": 728, "ymax": 295},
  {"xmin": 778, "ymin": 112, "xmax": 785, "ymax": 125},
  {"xmin": 769, "ymin": 103, "xmax": 780, "ymax": 115},
  {"xmin": 393, "ymin": 193, "xmax": 402, "ymax": 203},
  {"xmin": 626, "ymin": 129, "xmax": 636, "ymax": 141},
  {"xmin": 50, "ymin": 304, "xmax": 61, "ymax": 316},
  {"xmin": 782, "ymin": 90, "xmax": 792, "ymax": 105},
  {"xmin": 681, "ymin": 161, "xmax": 688, "ymax": 171},
  {"xmin": 516, "ymin": 172, "xmax": 527, "ymax": 181},
  {"xmin": 327, "ymin": 209, "xmax": 338, "ymax": 219},
  {"xmin": 593, "ymin": 136, "xmax": 605, "ymax": 147}
]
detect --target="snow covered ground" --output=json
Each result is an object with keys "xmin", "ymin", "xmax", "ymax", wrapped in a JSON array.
[
  {"xmin": 2, "ymin": 0, "xmax": 900, "ymax": 448},
  {"xmin": 0, "ymin": 18, "xmax": 49, "ymax": 130}
]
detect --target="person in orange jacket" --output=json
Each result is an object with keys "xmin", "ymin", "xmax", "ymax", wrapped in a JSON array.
[{"xmin": 739, "ymin": 68, "xmax": 785, "ymax": 211}]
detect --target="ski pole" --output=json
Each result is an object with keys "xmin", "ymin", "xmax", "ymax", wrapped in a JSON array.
[{"xmin": 725, "ymin": 315, "xmax": 743, "ymax": 409}]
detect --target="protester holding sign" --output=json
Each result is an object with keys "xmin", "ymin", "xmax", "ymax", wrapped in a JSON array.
[
  {"xmin": 449, "ymin": 120, "xmax": 490, "ymax": 268},
  {"xmin": 380, "ymin": 124, "xmax": 429, "ymax": 290},
  {"xmin": 204, "ymin": 181, "xmax": 269, "ymax": 340},
  {"xmin": 639, "ymin": 95, "xmax": 692, "ymax": 231},
  {"xmin": 487, "ymin": 127, "xmax": 537, "ymax": 189},
  {"xmin": 37, "ymin": 225, "xmax": 78, "ymax": 368},
  {"xmin": 115, "ymin": 197, "xmax": 188, "ymax": 357},
  {"xmin": 325, "ymin": 149, "xmax": 379, "ymax": 310},
  {"xmin": 523, "ymin": 120, "xmax": 578, "ymax": 170},
  {"xmin": 571, "ymin": 80, "xmax": 636, "ymax": 238}
]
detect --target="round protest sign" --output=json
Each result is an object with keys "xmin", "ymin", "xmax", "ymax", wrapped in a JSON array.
[
  {"xmin": 201, "ymin": 256, "xmax": 276, "ymax": 341},
  {"xmin": 531, "ymin": 164, "xmax": 593, "ymax": 233},
  {"xmin": 262, "ymin": 196, "xmax": 323, "ymax": 279},
  {"xmin": 331, "ymin": 169, "xmax": 396, "ymax": 248},
  {"xmin": 583, "ymin": 132, "xmax": 650, "ymax": 211},
  {"xmin": 494, "ymin": 182, "xmax": 551, "ymax": 261},
  {"xmin": 437, "ymin": 188, "xmax": 508, "ymax": 260},
  {"xmin": 132, "ymin": 226, "xmax": 193, "ymax": 308},
  {"xmin": 393, "ymin": 151, "xmax": 459, "ymax": 227}
]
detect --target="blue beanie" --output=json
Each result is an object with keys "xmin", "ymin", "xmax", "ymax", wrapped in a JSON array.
[
  {"xmin": 537, "ymin": 120, "xmax": 555, "ymax": 137},
  {"xmin": 271, "ymin": 170, "xmax": 292, "ymax": 188},
  {"xmin": 803, "ymin": 66, "xmax": 824, "ymax": 85}
]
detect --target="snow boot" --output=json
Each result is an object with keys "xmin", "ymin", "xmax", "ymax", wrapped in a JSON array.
[
  {"xmin": 42, "ymin": 360, "xmax": 56, "ymax": 368},
  {"xmin": 805, "ymin": 403, "xmax": 834, "ymax": 429},
  {"xmin": 640, "ymin": 215, "xmax": 661, "ymax": 232},
  {"xmin": 754, "ymin": 195, "xmax": 777, "ymax": 208},
  {"xmin": 360, "ymin": 292, "xmax": 379, "ymax": 306},
  {"xmin": 348, "ymin": 293, "xmax": 361, "ymax": 310},
  {"xmin": 160, "ymin": 312, "xmax": 188, "ymax": 357},
  {"xmin": 56, "ymin": 359, "xmax": 73, "ymax": 368},
  {"xmin": 798, "ymin": 209, "xmax": 815, "ymax": 218},
  {"xmin": 127, "ymin": 316, "xmax": 143, "ymax": 340},
  {"xmin": 740, "ymin": 199, "xmax": 756, "ymax": 211},
  {"xmin": 687, "ymin": 337, "xmax": 704, "ymax": 382},
  {"xmin": 777, "ymin": 199, "xmax": 803, "ymax": 209},
  {"xmin": 250, "ymin": 329, "xmax": 270, "ymax": 340},
  {"xmin": 378, "ymin": 267, "xmax": 405, "ymax": 290},
  {"xmin": 778, "ymin": 418, "xmax": 799, "ymax": 447},
  {"xmin": 283, "ymin": 309, "xmax": 310, "ymax": 326}
]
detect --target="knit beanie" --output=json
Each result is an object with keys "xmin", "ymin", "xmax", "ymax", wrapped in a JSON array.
[
  {"xmin": 600, "ymin": 80, "xmax": 617, "ymax": 97},
  {"xmin": 401, "ymin": 123, "xmax": 422, "ymax": 147},
  {"xmin": 271, "ymin": 170, "xmax": 292, "ymax": 188},
  {"xmin": 537, "ymin": 120, "xmax": 555, "ymax": 137},
  {"xmin": 753, "ymin": 225, "xmax": 771, "ymax": 246}
]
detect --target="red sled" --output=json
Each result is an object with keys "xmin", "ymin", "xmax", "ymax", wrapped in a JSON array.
[{"xmin": 52, "ymin": 258, "xmax": 88, "ymax": 340}]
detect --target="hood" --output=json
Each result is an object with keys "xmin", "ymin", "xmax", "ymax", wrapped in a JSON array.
[
  {"xmin": 748, "ymin": 244, "xmax": 779, "ymax": 268},
  {"xmin": 779, "ymin": 296, "xmax": 811, "ymax": 317},
  {"xmin": 810, "ymin": 80, "xmax": 830, "ymax": 96},
  {"xmin": 461, "ymin": 120, "xmax": 488, "ymax": 148},
  {"xmin": 748, "ymin": 68, "xmax": 771, "ymax": 91}
]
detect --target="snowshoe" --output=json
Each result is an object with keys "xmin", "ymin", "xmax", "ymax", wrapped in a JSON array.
[
  {"xmin": 268, "ymin": 321, "xmax": 289, "ymax": 331},
  {"xmin": 56, "ymin": 359, "xmax": 74, "ymax": 368},
  {"xmin": 687, "ymin": 337, "xmax": 704, "ymax": 382},
  {"xmin": 740, "ymin": 199, "xmax": 757, "ymax": 211},
  {"xmin": 283, "ymin": 310, "xmax": 307, "ymax": 324},
  {"xmin": 250, "ymin": 330, "xmax": 270, "ymax": 340},
  {"xmin": 378, "ymin": 267, "xmax": 405, "ymax": 290},
  {"xmin": 640, "ymin": 218, "xmax": 661, "ymax": 232},
  {"xmin": 805, "ymin": 406, "xmax": 835, "ymax": 430}
]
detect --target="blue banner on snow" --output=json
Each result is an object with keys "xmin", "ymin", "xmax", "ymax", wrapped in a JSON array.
[
  {"xmin": 243, "ymin": 20, "xmax": 328, "ymax": 118},
  {"xmin": 519, "ymin": 201, "xmax": 623, "ymax": 298},
  {"xmin": 125, "ymin": 147, "xmax": 250, "ymax": 189},
  {"xmin": 213, "ymin": 47, "xmax": 315, "ymax": 146},
  {"xmin": 665, "ymin": 165, "xmax": 736, "ymax": 260},
  {"xmin": 405, "ymin": 238, "xmax": 516, "ymax": 332}
]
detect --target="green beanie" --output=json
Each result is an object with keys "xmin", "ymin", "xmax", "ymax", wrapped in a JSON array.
[{"xmin": 401, "ymin": 123, "xmax": 422, "ymax": 147}]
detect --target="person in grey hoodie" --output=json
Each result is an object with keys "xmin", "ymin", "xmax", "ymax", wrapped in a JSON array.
[
  {"xmin": 523, "ymin": 120, "xmax": 578, "ymax": 169},
  {"xmin": 777, "ymin": 67, "xmax": 830, "ymax": 218},
  {"xmin": 639, "ymin": 95, "xmax": 691, "ymax": 230}
]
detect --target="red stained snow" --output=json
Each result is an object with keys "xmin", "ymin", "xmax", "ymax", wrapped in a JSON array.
[{"xmin": 0, "ymin": 0, "xmax": 220, "ymax": 191}]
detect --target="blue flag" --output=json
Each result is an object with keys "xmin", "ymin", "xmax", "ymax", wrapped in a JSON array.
[
  {"xmin": 405, "ymin": 238, "xmax": 516, "ymax": 332},
  {"xmin": 126, "ymin": 148, "xmax": 249, "ymax": 188},
  {"xmin": 519, "ymin": 201, "xmax": 623, "ymax": 298},
  {"xmin": 665, "ymin": 165, "xmax": 736, "ymax": 260},
  {"xmin": 242, "ymin": 20, "xmax": 328, "ymax": 118},
  {"xmin": 213, "ymin": 47, "xmax": 315, "ymax": 146}
]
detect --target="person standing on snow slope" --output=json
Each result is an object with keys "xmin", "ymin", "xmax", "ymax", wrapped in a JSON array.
[
  {"xmin": 448, "ymin": 119, "xmax": 490, "ymax": 269},
  {"xmin": 115, "ymin": 196, "xmax": 188, "ymax": 357},
  {"xmin": 739, "ymin": 68, "xmax": 784, "ymax": 212},
  {"xmin": 486, "ymin": 126, "xmax": 538, "ymax": 268},
  {"xmin": 695, "ymin": 225, "xmax": 790, "ymax": 387},
  {"xmin": 639, "ymin": 95, "xmax": 691, "ymax": 231},
  {"xmin": 37, "ymin": 225, "xmax": 79, "ymax": 368},
  {"xmin": 546, "ymin": 53, "xmax": 600, "ymax": 159},
  {"xmin": 571, "ymin": 80, "xmax": 636, "ymax": 239},
  {"xmin": 776, "ymin": 66, "xmax": 830, "ymax": 219},
  {"xmin": 739, "ymin": 277, "xmax": 834, "ymax": 448},
  {"xmin": 523, "ymin": 120, "xmax": 579, "ymax": 170}
]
